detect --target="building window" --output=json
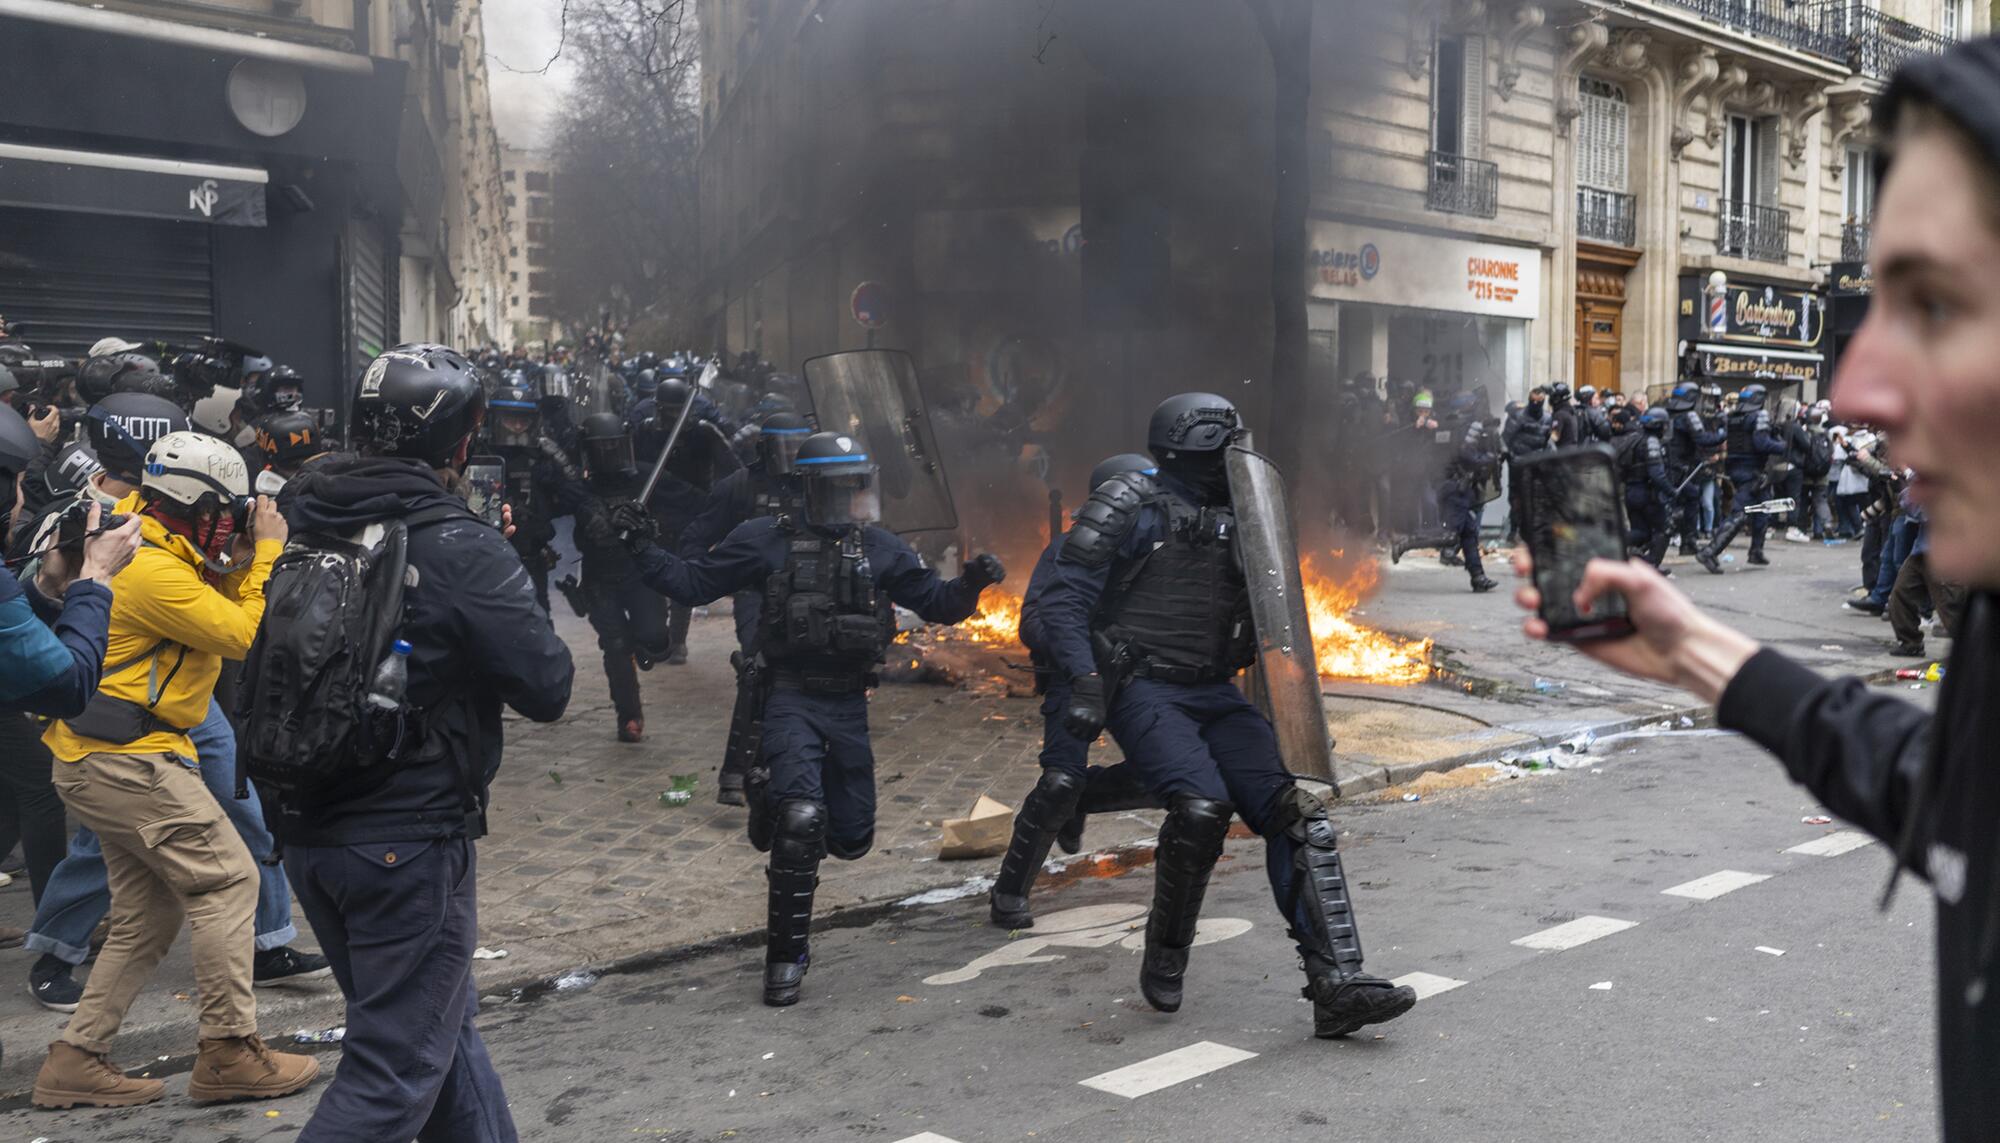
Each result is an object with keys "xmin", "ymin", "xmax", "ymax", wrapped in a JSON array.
[
  {"xmin": 527, "ymin": 196, "xmax": 551, "ymax": 220},
  {"xmin": 504, "ymin": 193, "xmax": 516, "ymax": 208},
  {"xmin": 1577, "ymin": 78, "xmax": 1629, "ymax": 193},
  {"xmin": 529, "ymin": 297, "xmax": 552, "ymax": 317},
  {"xmin": 503, "ymin": 170, "xmax": 515, "ymax": 182},
  {"xmin": 1943, "ymin": 0, "xmax": 1964, "ymax": 39},
  {"xmin": 1844, "ymin": 147, "xmax": 1876, "ymax": 221},
  {"xmin": 509, "ymin": 271, "xmax": 519, "ymax": 283},
  {"xmin": 524, "ymin": 170, "xmax": 551, "ymax": 192},
  {"xmin": 529, "ymin": 272, "xmax": 551, "ymax": 293},
  {"xmin": 509, "ymin": 245, "xmax": 518, "ymax": 258},
  {"xmin": 1430, "ymin": 34, "xmax": 1486, "ymax": 159},
  {"xmin": 1723, "ymin": 114, "xmax": 1777, "ymax": 208},
  {"xmin": 526, "ymin": 223, "xmax": 552, "ymax": 244}
]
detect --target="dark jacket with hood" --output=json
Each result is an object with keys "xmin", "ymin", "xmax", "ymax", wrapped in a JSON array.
[
  {"xmin": 1719, "ymin": 594, "xmax": 1999, "ymax": 1140},
  {"xmin": 261, "ymin": 454, "xmax": 574, "ymax": 846}
]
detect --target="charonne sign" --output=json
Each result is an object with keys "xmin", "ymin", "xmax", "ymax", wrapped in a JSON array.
[{"xmin": 1306, "ymin": 221, "xmax": 1541, "ymax": 321}]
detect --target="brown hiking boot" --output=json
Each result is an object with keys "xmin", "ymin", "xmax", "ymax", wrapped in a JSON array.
[
  {"xmin": 186, "ymin": 1035, "xmax": 320, "ymax": 1104},
  {"xmin": 33, "ymin": 1041, "xmax": 166, "ymax": 1109}
]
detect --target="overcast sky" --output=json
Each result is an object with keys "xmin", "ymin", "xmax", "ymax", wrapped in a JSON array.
[{"xmin": 483, "ymin": 0, "xmax": 576, "ymax": 149}]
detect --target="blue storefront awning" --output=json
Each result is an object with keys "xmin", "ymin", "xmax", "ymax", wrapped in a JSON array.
[{"xmin": 0, "ymin": 142, "xmax": 266, "ymax": 226}]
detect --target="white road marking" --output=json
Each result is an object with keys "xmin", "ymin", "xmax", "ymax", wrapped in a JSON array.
[
  {"xmin": 1786, "ymin": 831, "xmax": 1875, "ymax": 858},
  {"xmin": 1392, "ymin": 972, "xmax": 1468, "ymax": 1001},
  {"xmin": 1755, "ymin": 946, "xmax": 1786, "ymax": 957},
  {"xmin": 1662, "ymin": 870, "xmax": 1772, "ymax": 900},
  {"xmin": 1079, "ymin": 1041, "xmax": 1258, "ymax": 1099},
  {"xmin": 892, "ymin": 1134, "xmax": 964, "ymax": 1143},
  {"xmin": 1512, "ymin": 915, "xmax": 1638, "ymax": 951}
]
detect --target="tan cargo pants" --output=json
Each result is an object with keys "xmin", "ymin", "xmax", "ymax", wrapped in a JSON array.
[{"xmin": 50, "ymin": 752, "xmax": 259, "ymax": 1053}]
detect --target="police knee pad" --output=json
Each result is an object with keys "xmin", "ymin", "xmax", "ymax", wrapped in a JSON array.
[
  {"xmin": 826, "ymin": 828, "xmax": 874, "ymax": 862},
  {"xmin": 1266, "ymin": 783, "xmax": 1339, "ymax": 850},
  {"xmin": 771, "ymin": 800, "xmax": 828, "ymax": 865},
  {"xmin": 1030, "ymin": 768, "xmax": 1087, "ymax": 818},
  {"xmin": 1159, "ymin": 795, "xmax": 1233, "ymax": 863}
]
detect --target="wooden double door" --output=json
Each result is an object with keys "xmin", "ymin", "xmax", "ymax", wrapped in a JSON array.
[{"xmin": 1574, "ymin": 242, "xmax": 1641, "ymax": 392}]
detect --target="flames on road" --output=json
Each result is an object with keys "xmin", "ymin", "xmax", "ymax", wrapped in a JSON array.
[
  {"xmin": 1300, "ymin": 554, "xmax": 1432, "ymax": 685},
  {"xmin": 906, "ymin": 552, "xmax": 1430, "ymax": 687}
]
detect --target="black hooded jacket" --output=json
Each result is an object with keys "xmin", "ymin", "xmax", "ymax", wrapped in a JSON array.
[
  {"xmin": 1719, "ymin": 594, "xmax": 2000, "ymax": 1140},
  {"xmin": 262, "ymin": 454, "xmax": 574, "ymax": 845}
]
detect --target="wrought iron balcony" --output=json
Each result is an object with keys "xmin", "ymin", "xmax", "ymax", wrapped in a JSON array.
[
  {"xmin": 1819, "ymin": 4, "xmax": 1959, "ymax": 80},
  {"xmin": 1577, "ymin": 187, "xmax": 1638, "ymax": 247},
  {"xmin": 1426, "ymin": 151, "xmax": 1499, "ymax": 219},
  {"xmin": 1656, "ymin": 0, "xmax": 1844, "ymax": 61},
  {"xmin": 1719, "ymin": 199, "xmax": 1790, "ymax": 264},
  {"xmin": 1841, "ymin": 218, "xmax": 1870, "ymax": 261}
]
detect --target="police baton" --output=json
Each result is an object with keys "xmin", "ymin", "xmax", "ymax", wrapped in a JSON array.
[
  {"xmin": 1670, "ymin": 460, "xmax": 1710, "ymax": 498},
  {"xmin": 623, "ymin": 359, "xmax": 711, "ymax": 540}
]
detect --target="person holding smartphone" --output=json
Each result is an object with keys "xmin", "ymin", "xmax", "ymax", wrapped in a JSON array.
[{"xmin": 1517, "ymin": 40, "xmax": 2000, "ymax": 1139}]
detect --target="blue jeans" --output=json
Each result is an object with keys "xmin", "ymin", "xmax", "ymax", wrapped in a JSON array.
[
  {"xmin": 1868, "ymin": 516, "xmax": 1918, "ymax": 606},
  {"xmin": 289, "ymin": 837, "xmax": 515, "ymax": 1143},
  {"xmin": 1699, "ymin": 480, "xmax": 1718, "ymax": 534},
  {"xmin": 24, "ymin": 698, "xmax": 296, "ymax": 965}
]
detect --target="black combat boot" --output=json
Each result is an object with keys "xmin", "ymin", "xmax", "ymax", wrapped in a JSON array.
[
  {"xmin": 1141, "ymin": 798, "xmax": 1232, "ymax": 1013},
  {"xmin": 1302, "ymin": 953, "xmax": 1419, "ymax": 1039},
  {"xmin": 764, "ymin": 801, "xmax": 826, "ymax": 1007},
  {"xmin": 990, "ymin": 771, "xmax": 1085, "ymax": 930}
]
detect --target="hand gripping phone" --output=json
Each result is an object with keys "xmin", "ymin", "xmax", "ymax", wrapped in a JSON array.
[
  {"xmin": 1518, "ymin": 445, "xmax": 1635, "ymax": 642},
  {"xmin": 463, "ymin": 457, "xmax": 508, "ymax": 529}
]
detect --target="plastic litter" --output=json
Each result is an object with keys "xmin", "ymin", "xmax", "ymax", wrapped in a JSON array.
[
  {"xmin": 1532, "ymin": 678, "xmax": 1566, "ymax": 695},
  {"xmin": 1558, "ymin": 731, "xmax": 1596, "ymax": 754},
  {"xmin": 1802, "ymin": 816, "xmax": 1833, "ymax": 826},
  {"xmin": 473, "ymin": 947, "xmax": 509, "ymax": 960},
  {"xmin": 1401, "ymin": 793, "xmax": 1421, "ymax": 803},
  {"xmin": 1721, "ymin": 555, "xmax": 1736, "ymax": 564},
  {"xmin": 1678, "ymin": 715, "xmax": 1695, "ymax": 728},
  {"xmin": 1589, "ymin": 981, "xmax": 1614, "ymax": 991},
  {"xmin": 1819, "ymin": 644, "xmax": 1843, "ymax": 652},
  {"xmin": 293, "ymin": 1026, "xmax": 346, "ymax": 1044},
  {"xmin": 659, "ymin": 774, "xmax": 699, "ymax": 806},
  {"xmin": 552, "ymin": 969, "xmax": 599, "ymax": 993},
  {"xmin": 1755, "ymin": 947, "xmax": 1786, "ymax": 957}
]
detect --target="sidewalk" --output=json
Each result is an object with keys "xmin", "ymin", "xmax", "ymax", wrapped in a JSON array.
[{"xmin": 0, "ymin": 538, "xmax": 1934, "ymax": 1094}]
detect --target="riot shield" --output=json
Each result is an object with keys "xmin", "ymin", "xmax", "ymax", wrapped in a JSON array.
[
  {"xmin": 1226, "ymin": 446, "xmax": 1337, "ymax": 785},
  {"xmin": 804, "ymin": 349, "xmax": 958, "ymax": 534}
]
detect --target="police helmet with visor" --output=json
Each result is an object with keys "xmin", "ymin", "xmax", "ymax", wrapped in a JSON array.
[{"xmin": 795, "ymin": 431, "xmax": 879, "ymax": 528}]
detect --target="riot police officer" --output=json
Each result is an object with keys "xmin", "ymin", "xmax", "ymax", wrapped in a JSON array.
[
  {"xmin": 1548, "ymin": 382, "xmax": 1584, "ymax": 447},
  {"xmin": 618, "ymin": 431, "xmax": 1006, "ymax": 1006},
  {"xmin": 1503, "ymin": 385, "xmax": 1552, "ymax": 543},
  {"xmin": 1578, "ymin": 385, "xmax": 1613, "ymax": 443},
  {"xmin": 677, "ymin": 409, "xmax": 813, "ymax": 805},
  {"xmin": 483, "ymin": 382, "xmax": 569, "ymax": 612},
  {"xmin": 1614, "ymin": 407, "xmax": 1674, "ymax": 568},
  {"xmin": 572, "ymin": 412, "xmax": 674, "ymax": 742},
  {"xmin": 1037, "ymin": 394, "xmax": 1417, "ymax": 1040},
  {"xmin": 635, "ymin": 376, "xmax": 744, "ymax": 664},
  {"xmin": 989, "ymin": 453, "xmax": 1164, "ymax": 931},
  {"xmin": 1696, "ymin": 383, "xmax": 1787, "ymax": 574},
  {"xmin": 1664, "ymin": 383, "xmax": 1723, "ymax": 554},
  {"xmin": 1393, "ymin": 395, "xmax": 1500, "ymax": 592}
]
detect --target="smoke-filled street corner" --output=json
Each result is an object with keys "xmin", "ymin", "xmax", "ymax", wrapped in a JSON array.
[{"xmin": 1, "ymin": 0, "xmax": 1996, "ymax": 1139}]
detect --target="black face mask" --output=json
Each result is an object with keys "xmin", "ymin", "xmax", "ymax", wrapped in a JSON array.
[{"xmin": 1163, "ymin": 453, "xmax": 1230, "ymax": 504}]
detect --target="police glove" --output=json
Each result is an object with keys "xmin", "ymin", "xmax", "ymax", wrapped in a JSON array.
[
  {"xmin": 1063, "ymin": 674, "xmax": 1107, "ymax": 743},
  {"xmin": 608, "ymin": 500, "xmax": 658, "ymax": 549},
  {"xmin": 964, "ymin": 553, "xmax": 1006, "ymax": 590}
]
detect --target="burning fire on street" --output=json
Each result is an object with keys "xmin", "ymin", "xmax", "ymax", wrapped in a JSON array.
[{"xmin": 892, "ymin": 552, "xmax": 1431, "ymax": 688}]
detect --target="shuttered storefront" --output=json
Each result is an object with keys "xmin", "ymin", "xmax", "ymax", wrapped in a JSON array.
[
  {"xmin": 340, "ymin": 220, "xmax": 394, "ymax": 380},
  {"xmin": 0, "ymin": 206, "xmax": 214, "ymax": 359}
]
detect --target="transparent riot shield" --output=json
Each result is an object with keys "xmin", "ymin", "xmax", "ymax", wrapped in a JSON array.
[
  {"xmin": 1226, "ymin": 445, "xmax": 1337, "ymax": 784},
  {"xmin": 804, "ymin": 350, "xmax": 958, "ymax": 534}
]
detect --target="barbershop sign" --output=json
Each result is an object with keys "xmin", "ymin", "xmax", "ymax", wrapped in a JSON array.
[{"xmin": 1306, "ymin": 220, "xmax": 1542, "ymax": 321}]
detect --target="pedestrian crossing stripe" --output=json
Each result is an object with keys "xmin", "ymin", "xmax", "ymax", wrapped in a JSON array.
[{"xmin": 1079, "ymin": 1041, "xmax": 1259, "ymax": 1099}]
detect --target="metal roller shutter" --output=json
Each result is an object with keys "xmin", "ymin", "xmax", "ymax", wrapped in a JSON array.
[
  {"xmin": 341, "ymin": 221, "xmax": 394, "ymax": 381},
  {"xmin": 0, "ymin": 206, "xmax": 214, "ymax": 359}
]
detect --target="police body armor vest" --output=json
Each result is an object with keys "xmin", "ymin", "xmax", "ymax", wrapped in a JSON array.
[
  {"xmin": 760, "ymin": 523, "xmax": 894, "ymax": 689},
  {"xmin": 1668, "ymin": 413, "xmax": 1702, "ymax": 470},
  {"xmin": 1612, "ymin": 432, "xmax": 1647, "ymax": 486},
  {"xmin": 1725, "ymin": 410, "xmax": 1754, "ymax": 464},
  {"xmin": 1098, "ymin": 495, "xmax": 1255, "ymax": 681}
]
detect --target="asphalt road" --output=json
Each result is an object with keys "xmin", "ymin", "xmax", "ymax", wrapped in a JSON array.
[{"xmin": 0, "ymin": 722, "xmax": 1940, "ymax": 1142}]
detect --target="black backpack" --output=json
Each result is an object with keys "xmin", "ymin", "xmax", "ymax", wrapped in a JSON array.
[
  {"xmin": 1805, "ymin": 430, "xmax": 1834, "ymax": 479},
  {"xmin": 237, "ymin": 507, "xmax": 456, "ymax": 797}
]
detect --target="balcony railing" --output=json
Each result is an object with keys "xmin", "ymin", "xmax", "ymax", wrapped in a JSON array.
[
  {"xmin": 1426, "ymin": 151, "xmax": 1499, "ymax": 219},
  {"xmin": 1577, "ymin": 187, "xmax": 1638, "ymax": 247},
  {"xmin": 1657, "ymin": 0, "xmax": 1845, "ymax": 61},
  {"xmin": 1841, "ymin": 219, "xmax": 1871, "ymax": 261},
  {"xmin": 1719, "ymin": 200, "xmax": 1790, "ymax": 264},
  {"xmin": 1819, "ymin": 4, "xmax": 1959, "ymax": 80}
]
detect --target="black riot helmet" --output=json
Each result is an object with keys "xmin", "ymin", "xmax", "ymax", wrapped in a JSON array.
[
  {"xmin": 581, "ymin": 411, "xmax": 636, "ymax": 480},
  {"xmin": 1090, "ymin": 452, "xmax": 1157, "ymax": 491},
  {"xmin": 795, "ymin": 431, "xmax": 879, "ymax": 529},
  {"xmin": 488, "ymin": 383, "xmax": 542, "ymax": 449},
  {"xmin": 655, "ymin": 375, "xmax": 692, "ymax": 418},
  {"xmin": 1666, "ymin": 382, "xmax": 1700, "ymax": 414},
  {"xmin": 86, "ymin": 392, "xmax": 191, "ymax": 484},
  {"xmin": 631, "ymin": 368, "xmax": 661, "ymax": 401},
  {"xmin": 1641, "ymin": 407, "xmax": 1669, "ymax": 437},
  {"xmin": 1146, "ymin": 393, "xmax": 1241, "ymax": 458},
  {"xmin": 1736, "ymin": 383, "xmax": 1768, "ymax": 412},
  {"xmin": 756, "ymin": 410, "xmax": 812, "ymax": 476},
  {"xmin": 0, "ymin": 401, "xmax": 39, "ymax": 482},
  {"xmin": 1548, "ymin": 382, "xmax": 1573, "ymax": 410},
  {"xmin": 352, "ymin": 344, "xmax": 488, "ymax": 470},
  {"xmin": 240, "ymin": 364, "xmax": 305, "ymax": 417},
  {"xmin": 1576, "ymin": 384, "xmax": 1598, "ymax": 406},
  {"xmin": 78, "ymin": 352, "xmax": 163, "ymax": 407}
]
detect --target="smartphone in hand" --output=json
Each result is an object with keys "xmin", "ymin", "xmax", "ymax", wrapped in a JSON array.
[
  {"xmin": 463, "ymin": 457, "xmax": 508, "ymax": 530},
  {"xmin": 1519, "ymin": 445, "xmax": 1634, "ymax": 642}
]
